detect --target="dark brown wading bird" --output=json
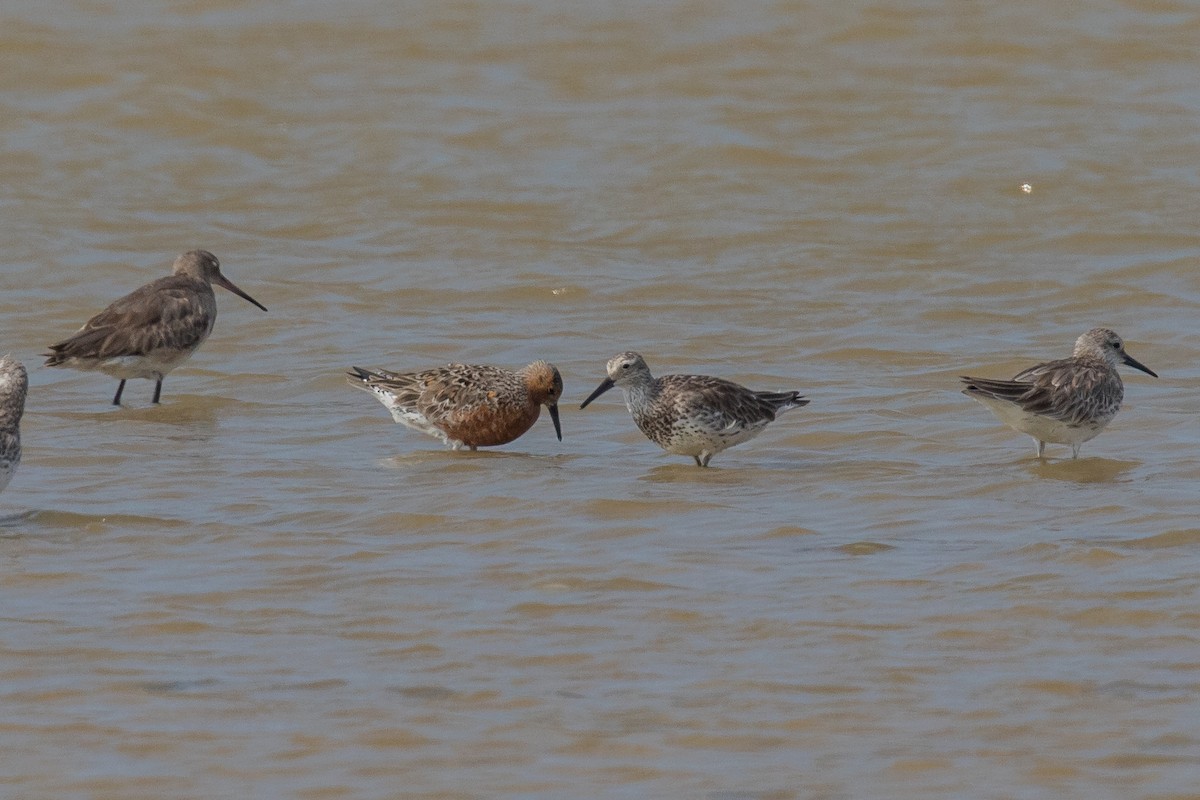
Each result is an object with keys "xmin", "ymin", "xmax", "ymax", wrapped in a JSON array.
[{"xmin": 45, "ymin": 250, "xmax": 267, "ymax": 405}]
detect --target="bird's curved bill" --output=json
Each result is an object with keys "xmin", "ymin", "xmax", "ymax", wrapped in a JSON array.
[{"xmin": 580, "ymin": 378, "xmax": 614, "ymax": 409}]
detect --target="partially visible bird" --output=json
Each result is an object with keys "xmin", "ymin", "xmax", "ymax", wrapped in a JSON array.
[
  {"xmin": 580, "ymin": 351, "xmax": 808, "ymax": 466},
  {"xmin": 961, "ymin": 327, "xmax": 1157, "ymax": 459},
  {"xmin": 44, "ymin": 250, "xmax": 267, "ymax": 405},
  {"xmin": 347, "ymin": 360, "xmax": 563, "ymax": 450},
  {"xmin": 0, "ymin": 355, "xmax": 28, "ymax": 495}
]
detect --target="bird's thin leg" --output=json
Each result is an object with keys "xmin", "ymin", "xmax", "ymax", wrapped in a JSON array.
[
  {"xmin": 1071, "ymin": 443, "xmax": 1081, "ymax": 459},
  {"xmin": 152, "ymin": 378, "xmax": 163, "ymax": 404},
  {"xmin": 112, "ymin": 380, "xmax": 126, "ymax": 406},
  {"xmin": 1034, "ymin": 439, "xmax": 1045, "ymax": 459}
]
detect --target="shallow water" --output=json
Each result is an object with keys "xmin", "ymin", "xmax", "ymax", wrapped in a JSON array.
[{"xmin": 2, "ymin": 1, "xmax": 1200, "ymax": 798}]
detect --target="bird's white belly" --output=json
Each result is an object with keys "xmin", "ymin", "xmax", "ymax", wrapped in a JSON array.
[
  {"xmin": 664, "ymin": 418, "xmax": 766, "ymax": 455},
  {"xmin": 368, "ymin": 387, "xmax": 453, "ymax": 444},
  {"xmin": 984, "ymin": 399, "xmax": 1108, "ymax": 445},
  {"xmin": 92, "ymin": 350, "xmax": 198, "ymax": 380}
]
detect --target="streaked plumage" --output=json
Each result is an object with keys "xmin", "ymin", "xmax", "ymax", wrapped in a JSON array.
[
  {"xmin": 347, "ymin": 360, "xmax": 563, "ymax": 450},
  {"xmin": 580, "ymin": 351, "xmax": 808, "ymax": 466},
  {"xmin": 44, "ymin": 250, "xmax": 267, "ymax": 405},
  {"xmin": 0, "ymin": 355, "xmax": 28, "ymax": 496},
  {"xmin": 961, "ymin": 327, "xmax": 1157, "ymax": 459}
]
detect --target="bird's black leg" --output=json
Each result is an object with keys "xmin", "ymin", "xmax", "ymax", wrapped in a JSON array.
[
  {"xmin": 112, "ymin": 380, "xmax": 126, "ymax": 406},
  {"xmin": 152, "ymin": 378, "xmax": 163, "ymax": 404}
]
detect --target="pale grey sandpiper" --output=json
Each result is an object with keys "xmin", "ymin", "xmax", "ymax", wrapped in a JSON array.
[
  {"xmin": 961, "ymin": 327, "xmax": 1157, "ymax": 459},
  {"xmin": 347, "ymin": 361, "xmax": 563, "ymax": 450},
  {"xmin": 44, "ymin": 250, "xmax": 267, "ymax": 405},
  {"xmin": 580, "ymin": 351, "xmax": 809, "ymax": 467},
  {"xmin": 0, "ymin": 355, "xmax": 28, "ymax": 495}
]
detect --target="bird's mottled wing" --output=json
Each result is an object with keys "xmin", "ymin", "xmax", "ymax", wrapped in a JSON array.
[
  {"xmin": 661, "ymin": 374, "xmax": 780, "ymax": 433},
  {"xmin": 963, "ymin": 357, "xmax": 1119, "ymax": 426},
  {"xmin": 47, "ymin": 277, "xmax": 211, "ymax": 361},
  {"xmin": 351, "ymin": 368, "xmax": 427, "ymax": 411},
  {"xmin": 418, "ymin": 364, "xmax": 514, "ymax": 427}
]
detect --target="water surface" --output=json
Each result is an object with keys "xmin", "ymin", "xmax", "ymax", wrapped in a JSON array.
[{"xmin": 2, "ymin": 1, "xmax": 1199, "ymax": 798}]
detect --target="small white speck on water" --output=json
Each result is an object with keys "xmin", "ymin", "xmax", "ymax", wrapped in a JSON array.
[{"xmin": 1020, "ymin": 183, "xmax": 1032, "ymax": 193}]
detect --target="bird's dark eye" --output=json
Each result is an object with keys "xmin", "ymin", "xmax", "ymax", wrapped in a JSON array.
[{"xmin": 621, "ymin": 363, "xmax": 630, "ymax": 369}]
